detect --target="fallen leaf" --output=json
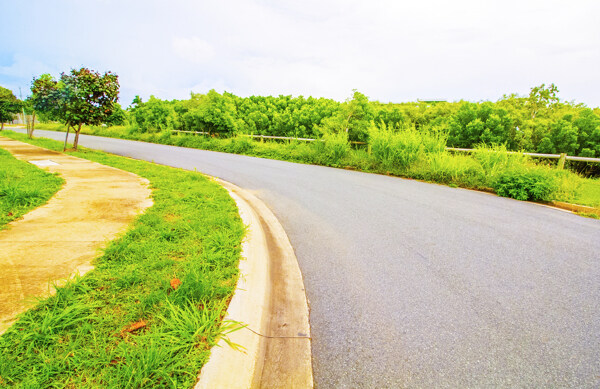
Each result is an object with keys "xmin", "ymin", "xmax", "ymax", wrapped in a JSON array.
[
  {"xmin": 170, "ymin": 278, "xmax": 182, "ymax": 290},
  {"xmin": 120, "ymin": 320, "xmax": 147, "ymax": 337}
]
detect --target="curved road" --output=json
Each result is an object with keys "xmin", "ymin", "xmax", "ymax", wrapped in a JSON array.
[{"xmin": 20, "ymin": 130, "xmax": 600, "ymax": 388}]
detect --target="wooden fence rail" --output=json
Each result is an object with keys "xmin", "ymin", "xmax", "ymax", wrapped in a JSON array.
[{"xmin": 169, "ymin": 130, "xmax": 600, "ymax": 164}]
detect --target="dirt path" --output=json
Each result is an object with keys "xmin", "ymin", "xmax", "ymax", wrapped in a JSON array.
[{"xmin": 0, "ymin": 137, "xmax": 152, "ymax": 334}]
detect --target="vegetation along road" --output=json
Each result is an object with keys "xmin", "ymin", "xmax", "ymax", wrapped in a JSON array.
[{"xmin": 19, "ymin": 129, "xmax": 600, "ymax": 388}]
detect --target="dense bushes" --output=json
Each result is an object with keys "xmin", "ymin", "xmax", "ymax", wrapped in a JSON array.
[
  {"xmin": 30, "ymin": 120, "xmax": 586, "ymax": 204},
  {"xmin": 29, "ymin": 82, "xmax": 597, "ymax": 205},
  {"xmin": 114, "ymin": 84, "xmax": 600, "ymax": 158},
  {"xmin": 493, "ymin": 168, "xmax": 559, "ymax": 201}
]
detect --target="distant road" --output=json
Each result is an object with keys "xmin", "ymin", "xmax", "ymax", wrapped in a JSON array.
[{"xmin": 18, "ymin": 129, "xmax": 600, "ymax": 388}]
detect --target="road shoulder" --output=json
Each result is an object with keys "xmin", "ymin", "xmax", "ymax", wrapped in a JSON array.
[{"xmin": 196, "ymin": 178, "xmax": 313, "ymax": 389}]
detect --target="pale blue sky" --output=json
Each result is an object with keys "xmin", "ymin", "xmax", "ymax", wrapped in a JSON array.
[{"xmin": 1, "ymin": 0, "xmax": 599, "ymax": 107}]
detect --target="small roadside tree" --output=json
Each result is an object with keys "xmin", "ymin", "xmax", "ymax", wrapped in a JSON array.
[
  {"xmin": 0, "ymin": 86, "xmax": 21, "ymax": 131},
  {"xmin": 60, "ymin": 68, "xmax": 119, "ymax": 150},
  {"xmin": 42, "ymin": 68, "xmax": 119, "ymax": 150},
  {"xmin": 30, "ymin": 73, "xmax": 61, "ymax": 138}
]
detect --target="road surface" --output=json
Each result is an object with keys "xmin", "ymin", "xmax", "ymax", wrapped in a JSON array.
[{"xmin": 15, "ymin": 130, "xmax": 600, "ymax": 388}]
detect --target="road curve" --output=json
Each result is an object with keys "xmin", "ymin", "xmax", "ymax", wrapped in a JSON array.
[{"xmin": 18, "ymin": 130, "xmax": 600, "ymax": 388}]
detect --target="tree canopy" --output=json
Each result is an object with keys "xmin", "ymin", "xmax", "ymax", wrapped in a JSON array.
[
  {"xmin": 0, "ymin": 86, "xmax": 21, "ymax": 131},
  {"xmin": 31, "ymin": 68, "xmax": 119, "ymax": 149}
]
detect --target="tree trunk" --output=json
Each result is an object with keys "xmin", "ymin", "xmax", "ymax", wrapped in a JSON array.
[
  {"xmin": 29, "ymin": 112, "xmax": 36, "ymax": 139},
  {"xmin": 73, "ymin": 123, "xmax": 82, "ymax": 150},
  {"xmin": 1, "ymin": 121, "xmax": 4, "ymax": 131},
  {"xmin": 64, "ymin": 123, "xmax": 71, "ymax": 151}
]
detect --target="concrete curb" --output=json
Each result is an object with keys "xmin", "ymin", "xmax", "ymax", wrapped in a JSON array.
[
  {"xmin": 195, "ymin": 179, "xmax": 313, "ymax": 389},
  {"xmin": 550, "ymin": 200, "xmax": 600, "ymax": 216}
]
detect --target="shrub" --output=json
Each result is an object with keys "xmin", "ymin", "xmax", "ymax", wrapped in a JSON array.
[
  {"xmin": 228, "ymin": 136, "xmax": 253, "ymax": 154},
  {"xmin": 493, "ymin": 167, "xmax": 559, "ymax": 201}
]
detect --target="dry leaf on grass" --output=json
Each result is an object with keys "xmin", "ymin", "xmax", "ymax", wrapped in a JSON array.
[
  {"xmin": 170, "ymin": 278, "xmax": 182, "ymax": 290},
  {"xmin": 119, "ymin": 320, "xmax": 147, "ymax": 337}
]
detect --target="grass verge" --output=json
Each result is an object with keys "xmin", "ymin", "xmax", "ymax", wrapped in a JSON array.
[
  {"xmin": 571, "ymin": 179, "xmax": 600, "ymax": 208},
  {"xmin": 16, "ymin": 124, "xmax": 600, "ymax": 210},
  {"xmin": 0, "ymin": 132, "xmax": 245, "ymax": 388},
  {"xmin": 0, "ymin": 147, "xmax": 64, "ymax": 229}
]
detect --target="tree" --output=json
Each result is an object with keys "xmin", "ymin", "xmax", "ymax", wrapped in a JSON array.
[
  {"xmin": 0, "ymin": 86, "xmax": 21, "ymax": 131},
  {"xmin": 317, "ymin": 90, "xmax": 373, "ymax": 142},
  {"xmin": 60, "ymin": 68, "xmax": 119, "ymax": 149},
  {"xmin": 104, "ymin": 103, "xmax": 127, "ymax": 126},
  {"xmin": 526, "ymin": 83, "xmax": 559, "ymax": 119},
  {"xmin": 30, "ymin": 73, "xmax": 61, "ymax": 138}
]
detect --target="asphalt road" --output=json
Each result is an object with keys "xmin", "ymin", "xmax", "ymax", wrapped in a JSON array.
[{"xmin": 17, "ymin": 130, "xmax": 600, "ymax": 388}]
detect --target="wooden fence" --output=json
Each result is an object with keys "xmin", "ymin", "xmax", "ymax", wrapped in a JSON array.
[{"xmin": 169, "ymin": 130, "xmax": 600, "ymax": 165}]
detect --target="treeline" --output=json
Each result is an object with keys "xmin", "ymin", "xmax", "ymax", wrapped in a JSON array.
[{"xmin": 59, "ymin": 85, "xmax": 600, "ymax": 157}]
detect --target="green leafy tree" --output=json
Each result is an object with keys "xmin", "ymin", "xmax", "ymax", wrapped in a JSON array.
[
  {"xmin": 30, "ymin": 74, "xmax": 62, "ymax": 138},
  {"xmin": 318, "ymin": 90, "xmax": 373, "ymax": 142},
  {"xmin": 574, "ymin": 109, "xmax": 600, "ymax": 157},
  {"xmin": 59, "ymin": 68, "xmax": 120, "ymax": 149},
  {"xmin": 0, "ymin": 86, "xmax": 21, "ymax": 131},
  {"xmin": 526, "ymin": 83, "xmax": 559, "ymax": 119}
]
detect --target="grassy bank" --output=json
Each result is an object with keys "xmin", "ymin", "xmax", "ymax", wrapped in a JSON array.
[
  {"xmin": 0, "ymin": 132, "xmax": 245, "ymax": 387},
  {"xmin": 26, "ymin": 123, "xmax": 600, "ymax": 210},
  {"xmin": 571, "ymin": 178, "xmax": 600, "ymax": 208},
  {"xmin": 0, "ymin": 147, "xmax": 64, "ymax": 229}
]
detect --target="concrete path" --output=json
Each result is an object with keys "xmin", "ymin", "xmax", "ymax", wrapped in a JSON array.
[
  {"xmin": 10, "ymin": 130, "xmax": 600, "ymax": 388},
  {"xmin": 0, "ymin": 137, "xmax": 152, "ymax": 334}
]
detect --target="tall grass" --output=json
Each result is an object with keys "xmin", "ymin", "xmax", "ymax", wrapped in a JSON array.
[
  {"xmin": 424, "ymin": 153, "xmax": 485, "ymax": 187},
  {"xmin": 320, "ymin": 132, "xmax": 350, "ymax": 165},
  {"xmin": 369, "ymin": 123, "xmax": 446, "ymax": 170},
  {"xmin": 23, "ymin": 124, "xmax": 596, "ymax": 207},
  {"xmin": 473, "ymin": 144, "xmax": 530, "ymax": 180}
]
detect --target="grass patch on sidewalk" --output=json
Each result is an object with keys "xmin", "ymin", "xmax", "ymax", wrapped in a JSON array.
[
  {"xmin": 0, "ymin": 132, "xmax": 245, "ymax": 388},
  {"xmin": 0, "ymin": 147, "xmax": 64, "ymax": 229}
]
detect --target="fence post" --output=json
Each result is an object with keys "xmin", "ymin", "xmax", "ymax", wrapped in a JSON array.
[{"xmin": 557, "ymin": 153, "xmax": 567, "ymax": 169}]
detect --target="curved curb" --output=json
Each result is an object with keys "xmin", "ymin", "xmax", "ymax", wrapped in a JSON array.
[
  {"xmin": 550, "ymin": 200, "xmax": 600, "ymax": 217},
  {"xmin": 195, "ymin": 179, "xmax": 313, "ymax": 389}
]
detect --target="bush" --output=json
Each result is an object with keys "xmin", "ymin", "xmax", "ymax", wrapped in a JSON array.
[
  {"xmin": 493, "ymin": 167, "xmax": 559, "ymax": 201},
  {"xmin": 228, "ymin": 136, "xmax": 253, "ymax": 154}
]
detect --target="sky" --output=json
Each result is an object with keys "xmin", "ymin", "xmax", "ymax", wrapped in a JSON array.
[{"xmin": 1, "ymin": 0, "xmax": 599, "ymax": 107}]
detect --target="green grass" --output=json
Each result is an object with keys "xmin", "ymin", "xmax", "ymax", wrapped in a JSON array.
[
  {"xmin": 23, "ymin": 124, "xmax": 600, "ymax": 209},
  {"xmin": 0, "ymin": 148, "xmax": 64, "ymax": 229},
  {"xmin": 571, "ymin": 178, "xmax": 600, "ymax": 207},
  {"xmin": 0, "ymin": 132, "xmax": 245, "ymax": 388}
]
